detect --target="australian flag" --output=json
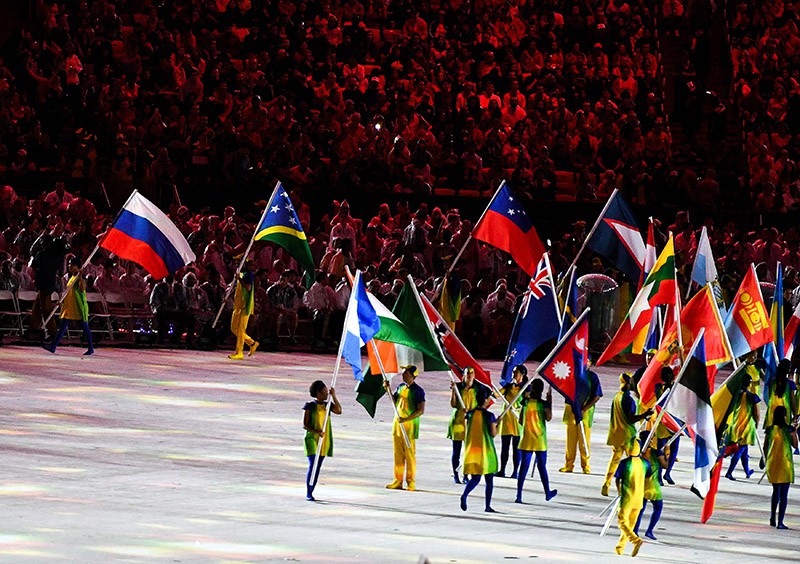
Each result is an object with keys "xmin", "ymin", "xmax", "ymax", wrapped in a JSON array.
[{"xmin": 500, "ymin": 254, "xmax": 561, "ymax": 384}]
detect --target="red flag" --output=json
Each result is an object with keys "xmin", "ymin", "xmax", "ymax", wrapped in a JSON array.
[
  {"xmin": 701, "ymin": 445, "xmax": 738, "ymax": 523},
  {"xmin": 724, "ymin": 265, "xmax": 774, "ymax": 358},
  {"xmin": 538, "ymin": 311, "xmax": 590, "ymax": 418},
  {"xmin": 472, "ymin": 182, "xmax": 545, "ymax": 277},
  {"xmin": 420, "ymin": 294, "xmax": 493, "ymax": 388}
]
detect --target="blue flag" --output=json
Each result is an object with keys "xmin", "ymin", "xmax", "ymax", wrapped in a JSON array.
[
  {"xmin": 342, "ymin": 271, "xmax": 381, "ymax": 380},
  {"xmin": 501, "ymin": 255, "xmax": 561, "ymax": 385},
  {"xmin": 764, "ymin": 265, "xmax": 785, "ymax": 396},
  {"xmin": 586, "ymin": 191, "xmax": 645, "ymax": 282}
]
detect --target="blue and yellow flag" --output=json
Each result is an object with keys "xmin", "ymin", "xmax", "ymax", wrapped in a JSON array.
[{"xmin": 254, "ymin": 182, "xmax": 315, "ymax": 283}]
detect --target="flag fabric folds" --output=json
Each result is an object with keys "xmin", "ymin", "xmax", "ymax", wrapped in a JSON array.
[
  {"xmin": 586, "ymin": 191, "xmax": 645, "ymax": 282},
  {"xmin": 101, "ymin": 191, "xmax": 196, "ymax": 279},
  {"xmin": 420, "ymin": 294, "xmax": 493, "ymax": 388},
  {"xmin": 367, "ymin": 282, "xmax": 449, "ymax": 375},
  {"xmin": 723, "ymin": 265, "xmax": 773, "ymax": 359},
  {"xmin": 643, "ymin": 218, "xmax": 657, "ymax": 279},
  {"xmin": 690, "ymin": 226, "xmax": 718, "ymax": 289},
  {"xmin": 439, "ymin": 272, "xmax": 462, "ymax": 328},
  {"xmin": 667, "ymin": 335, "xmax": 718, "ymax": 498},
  {"xmin": 253, "ymin": 183, "xmax": 315, "ymax": 282},
  {"xmin": 597, "ymin": 235, "xmax": 676, "ymax": 365},
  {"xmin": 355, "ymin": 367, "xmax": 387, "ymax": 418},
  {"xmin": 472, "ymin": 182, "xmax": 545, "ymax": 277},
  {"xmin": 341, "ymin": 271, "xmax": 381, "ymax": 379},
  {"xmin": 537, "ymin": 310, "xmax": 590, "ymax": 421},
  {"xmin": 501, "ymin": 254, "xmax": 562, "ymax": 385},
  {"xmin": 679, "ymin": 285, "xmax": 733, "ymax": 366},
  {"xmin": 771, "ymin": 264, "xmax": 785, "ymax": 359},
  {"xmin": 710, "ymin": 364, "xmax": 750, "ymax": 439}
]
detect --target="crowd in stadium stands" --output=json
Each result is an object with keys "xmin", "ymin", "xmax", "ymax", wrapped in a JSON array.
[
  {"xmin": 1, "ymin": 0, "xmax": 800, "ymax": 353},
  {"xmin": 729, "ymin": 0, "xmax": 800, "ymax": 212}
]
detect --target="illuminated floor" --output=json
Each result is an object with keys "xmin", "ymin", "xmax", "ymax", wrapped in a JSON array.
[{"xmin": 0, "ymin": 345, "xmax": 792, "ymax": 562}]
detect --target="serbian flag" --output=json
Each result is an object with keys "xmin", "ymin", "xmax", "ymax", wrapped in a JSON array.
[
  {"xmin": 586, "ymin": 189, "xmax": 646, "ymax": 283},
  {"xmin": 101, "ymin": 191, "xmax": 195, "ymax": 279},
  {"xmin": 537, "ymin": 308, "xmax": 590, "ymax": 421},
  {"xmin": 723, "ymin": 264, "xmax": 773, "ymax": 359},
  {"xmin": 420, "ymin": 294, "xmax": 493, "ymax": 389},
  {"xmin": 785, "ymin": 301, "xmax": 800, "ymax": 358},
  {"xmin": 472, "ymin": 181, "xmax": 545, "ymax": 277}
]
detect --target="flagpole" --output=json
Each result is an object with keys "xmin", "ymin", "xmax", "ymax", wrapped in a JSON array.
[
  {"xmin": 642, "ymin": 328, "xmax": 706, "ymax": 452},
  {"xmin": 211, "ymin": 181, "xmax": 281, "ymax": 329},
  {"xmin": 498, "ymin": 308, "xmax": 591, "ymax": 421},
  {"xmin": 544, "ymin": 252, "xmax": 562, "ymax": 324},
  {"xmin": 406, "ymin": 275, "xmax": 466, "ymax": 411},
  {"xmin": 371, "ymin": 339, "xmax": 411, "ymax": 449},
  {"xmin": 433, "ymin": 179, "xmax": 507, "ymax": 302},
  {"xmin": 600, "ymin": 497, "xmax": 621, "ymax": 536},
  {"xmin": 42, "ymin": 189, "xmax": 140, "ymax": 333},
  {"xmin": 686, "ymin": 226, "xmax": 707, "ymax": 300},
  {"xmin": 673, "ymin": 234, "xmax": 684, "ymax": 363},
  {"xmin": 566, "ymin": 188, "xmax": 619, "ymax": 275},
  {"xmin": 664, "ymin": 423, "xmax": 687, "ymax": 448},
  {"xmin": 309, "ymin": 303, "xmax": 350, "ymax": 488}
]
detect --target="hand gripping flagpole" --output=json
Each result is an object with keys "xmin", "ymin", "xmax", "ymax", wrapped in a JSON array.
[
  {"xmin": 309, "ymin": 297, "xmax": 351, "ymax": 488},
  {"xmin": 641, "ymin": 328, "xmax": 706, "ymax": 453},
  {"xmin": 566, "ymin": 188, "xmax": 619, "ymax": 275},
  {"xmin": 42, "ymin": 189, "xmax": 140, "ymax": 334},
  {"xmin": 433, "ymin": 180, "xmax": 507, "ymax": 303},
  {"xmin": 406, "ymin": 275, "xmax": 466, "ymax": 411},
  {"xmin": 498, "ymin": 308, "xmax": 592, "ymax": 421},
  {"xmin": 211, "ymin": 181, "xmax": 281, "ymax": 329},
  {"xmin": 371, "ymin": 339, "xmax": 411, "ymax": 449}
]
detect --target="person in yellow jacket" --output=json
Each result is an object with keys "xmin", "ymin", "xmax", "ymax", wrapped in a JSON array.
[
  {"xmin": 495, "ymin": 364, "xmax": 527, "ymax": 478},
  {"xmin": 560, "ymin": 367, "xmax": 603, "ymax": 473},
  {"xmin": 384, "ymin": 366, "xmax": 426, "ymax": 491},
  {"xmin": 43, "ymin": 257, "xmax": 94, "ymax": 355},
  {"xmin": 303, "ymin": 380, "xmax": 341, "ymax": 501},
  {"xmin": 614, "ymin": 441, "xmax": 648, "ymax": 557},
  {"xmin": 602, "ymin": 373, "xmax": 653, "ymax": 497},
  {"xmin": 448, "ymin": 366, "xmax": 478, "ymax": 483},
  {"xmin": 763, "ymin": 405, "xmax": 798, "ymax": 529},
  {"xmin": 228, "ymin": 259, "xmax": 258, "ymax": 359}
]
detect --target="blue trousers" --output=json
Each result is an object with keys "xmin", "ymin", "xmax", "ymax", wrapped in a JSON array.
[
  {"xmin": 306, "ymin": 455, "xmax": 324, "ymax": 498},
  {"xmin": 451, "ymin": 440, "xmax": 462, "ymax": 475},
  {"xmin": 462, "ymin": 474, "xmax": 494, "ymax": 510},
  {"xmin": 50, "ymin": 319, "xmax": 93, "ymax": 351},
  {"xmin": 727, "ymin": 445, "xmax": 752, "ymax": 476},
  {"xmin": 517, "ymin": 450, "xmax": 552, "ymax": 500},
  {"xmin": 500, "ymin": 435, "xmax": 521, "ymax": 476},
  {"xmin": 634, "ymin": 499, "xmax": 663, "ymax": 536},
  {"xmin": 771, "ymin": 483, "xmax": 790, "ymax": 526}
]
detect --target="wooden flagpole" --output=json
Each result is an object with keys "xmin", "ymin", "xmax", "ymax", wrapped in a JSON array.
[{"xmin": 211, "ymin": 181, "xmax": 281, "ymax": 328}]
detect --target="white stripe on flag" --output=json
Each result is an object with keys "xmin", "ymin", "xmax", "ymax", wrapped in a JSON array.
[{"xmin": 125, "ymin": 192, "xmax": 196, "ymax": 264}]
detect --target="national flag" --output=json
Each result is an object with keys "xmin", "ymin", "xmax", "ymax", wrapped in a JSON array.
[
  {"xmin": 667, "ymin": 335, "xmax": 718, "ymax": 498},
  {"xmin": 537, "ymin": 309, "xmax": 590, "ymax": 420},
  {"xmin": 341, "ymin": 271, "xmax": 381, "ymax": 379},
  {"xmin": 784, "ymin": 301, "xmax": 800, "ymax": 358},
  {"xmin": 420, "ymin": 294, "xmax": 493, "ymax": 388},
  {"xmin": 710, "ymin": 363, "xmax": 750, "ymax": 438},
  {"xmin": 644, "ymin": 307, "xmax": 662, "ymax": 352},
  {"xmin": 597, "ymin": 235, "xmax": 677, "ymax": 365},
  {"xmin": 771, "ymin": 264, "xmax": 785, "ymax": 359},
  {"xmin": 100, "ymin": 191, "xmax": 196, "ymax": 279},
  {"xmin": 366, "ymin": 281, "xmax": 449, "ymax": 375},
  {"xmin": 559, "ymin": 265, "xmax": 578, "ymax": 339},
  {"xmin": 638, "ymin": 285, "xmax": 732, "ymax": 406},
  {"xmin": 355, "ymin": 367, "xmax": 387, "ymax": 418},
  {"xmin": 472, "ymin": 181, "xmax": 545, "ymax": 277},
  {"xmin": 253, "ymin": 182, "xmax": 315, "ymax": 283},
  {"xmin": 586, "ymin": 190, "xmax": 645, "ymax": 282},
  {"xmin": 701, "ymin": 444, "xmax": 739, "ymax": 524},
  {"xmin": 439, "ymin": 272, "xmax": 462, "ymax": 329},
  {"xmin": 723, "ymin": 265, "xmax": 773, "ymax": 359},
  {"xmin": 690, "ymin": 226, "xmax": 718, "ymax": 289},
  {"xmin": 501, "ymin": 254, "xmax": 562, "ymax": 385},
  {"xmin": 641, "ymin": 218, "xmax": 657, "ymax": 288}
]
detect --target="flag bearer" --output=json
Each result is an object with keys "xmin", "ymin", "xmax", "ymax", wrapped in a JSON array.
[
  {"xmin": 448, "ymin": 367, "xmax": 478, "ymax": 483},
  {"xmin": 228, "ymin": 258, "xmax": 258, "ymax": 359},
  {"xmin": 384, "ymin": 366, "xmax": 426, "ymax": 491},
  {"xmin": 634, "ymin": 432, "xmax": 668, "ymax": 540},
  {"xmin": 303, "ymin": 380, "xmax": 341, "ymax": 501},
  {"xmin": 460, "ymin": 385, "xmax": 499, "ymax": 512},
  {"xmin": 725, "ymin": 374, "xmax": 760, "ymax": 480},
  {"xmin": 43, "ymin": 257, "xmax": 94, "ymax": 356},
  {"xmin": 561, "ymin": 366, "xmax": 603, "ymax": 473},
  {"xmin": 515, "ymin": 378, "xmax": 558, "ymax": 503},
  {"xmin": 764, "ymin": 405, "xmax": 797, "ymax": 529},
  {"xmin": 614, "ymin": 442, "xmax": 648, "ymax": 557},
  {"xmin": 495, "ymin": 364, "xmax": 527, "ymax": 478}
]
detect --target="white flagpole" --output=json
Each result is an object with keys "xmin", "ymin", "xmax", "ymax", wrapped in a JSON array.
[
  {"xmin": 42, "ymin": 189, "xmax": 140, "ymax": 332},
  {"xmin": 406, "ymin": 275, "xmax": 466, "ymax": 411},
  {"xmin": 309, "ymin": 283, "xmax": 354, "ymax": 487},
  {"xmin": 642, "ymin": 328, "xmax": 706, "ymax": 452},
  {"xmin": 566, "ymin": 188, "xmax": 619, "ymax": 274},
  {"xmin": 434, "ymin": 179, "xmax": 507, "ymax": 301},
  {"xmin": 498, "ymin": 308, "xmax": 591, "ymax": 421},
  {"xmin": 543, "ymin": 252, "xmax": 562, "ymax": 324},
  {"xmin": 211, "ymin": 180, "xmax": 281, "ymax": 329}
]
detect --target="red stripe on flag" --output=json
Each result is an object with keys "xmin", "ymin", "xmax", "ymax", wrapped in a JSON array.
[
  {"xmin": 101, "ymin": 228, "xmax": 170, "ymax": 279},
  {"xmin": 473, "ymin": 210, "xmax": 544, "ymax": 277}
]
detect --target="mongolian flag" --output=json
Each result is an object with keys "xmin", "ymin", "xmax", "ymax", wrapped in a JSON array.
[
  {"xmin": 723, "ymin": 264, "xmax": 773, "ymax": 359},
  {"xmin": 472, "ymin": 181, "xmax": 545, "ymax": 277}
]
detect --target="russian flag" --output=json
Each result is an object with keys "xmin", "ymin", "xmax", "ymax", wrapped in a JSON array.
[{"xmin": 101, "ymin": 191, "xmax": 196, "ymax": 279}]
